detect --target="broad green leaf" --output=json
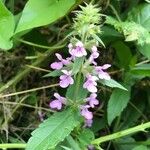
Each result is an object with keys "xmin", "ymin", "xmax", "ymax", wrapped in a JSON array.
[
  {"xmin": 128, "ymin": 3, "xmax": 150, "ymax": 31},
  {"xmin": 66, "ymin": 75, "xmax": 88, "ymax": 101},
  {"xmin": 26, "ymin": 109, "xmax": 80, "ymax": 150},
  {"xmin": 0, "ymin": 1, "xmax": 15, "ymax": 50},
  {"xmin": 15, "ymin": 0, "xmax": 76, "ymax": 33},
  {"xmin": 132, "ymin": 145, "xmax": 148, "ymax": 150},
  {"xmin": 107, "ymin": 88, "xmax": 130, "ymax": 125},
  {"xmin": 131, "ymin": 64, "xmax": 150, "ymax": 77},
  {"xmin": 112, "ymin": 41, "xmax": 132, "ymax": 69},
  {"xmin": 99, "ymin": 79, "xmax": 127, "ymax": 91}
]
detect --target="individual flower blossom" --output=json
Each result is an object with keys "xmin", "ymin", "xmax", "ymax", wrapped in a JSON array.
[
  {"xmin": 95, "ymin": 64, "xmax": 111, "ymax": 80},
  {"xmin": 49, "ymin": 93, "xmax": 66, "ymax": 110},
  {"xmin": 84, "ymin": 119, "xmax": 93, "ymax": 127},
  {"xmin": 50, "ymin": 53, "xmax": 70, "ymax": 70},
  {"xmin": 69, "ymin": 41, "xmax": 87, "ymax": 57},
  {"xmin": 88, "ymin": 145, "xmax": 95, "ymax": 150},
  {"xmin": 59, "ymin": 70, "xmax": 74, "ymax": 88},
  {"xmin": 86, "ymin": 93, "xmax": 99, "ymax": 108},
  {"xmin": 80, "ymin": 105, "xmax": 93, "ymax": 120},
  {"xmin": 89, "ymin": 46, "xmax": 99, "ymax": 65},
  {"xmin": 83, "ymin": 74, "xmax": 98, "ymax": 93}
]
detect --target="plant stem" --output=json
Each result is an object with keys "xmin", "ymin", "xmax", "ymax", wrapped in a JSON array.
[
  {"xmin": 0, "ymin": 83, "xmax": 59, "ymax": 98},
  {"xmin": 0, "ymin": 143, "xmax": 26, "ymax": 149},
  {"xmin": 92, "ymin": 122, "xmax": 150, "ymax": 145},
  {"xmin": 74, "ymin": 71, "xmax": 82, "ymax": 102}
]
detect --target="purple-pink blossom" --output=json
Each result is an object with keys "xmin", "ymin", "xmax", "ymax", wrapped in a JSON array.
[
  {"xmin": 49, "ymin": 93, "xmax": 66, "ymax": 110},
  {"xmin": 69, "ymin": 41, "xmax": 87, "ymax": 57},
  {"xmin": 50, "ymin": 53, "xmax": 70, "ymax": 70},
  {"xmin": 80, "ymin": 105, "xmax": 93, "ymax": 120},
  {"xmin": 89, "ymin": 46, "xmax": 99, "ymax": 65},
  {"xmin": 83, "ymin": 74, "xmax": 98, "ymax": 93},
  {"xmin": 95, "ymin": 64, "xmax": 111, "ymax": 80},
  {"xmin": 86, "ymin": 93, "xmax": 99, "ymax": 108},
  {"xmin": 59, "ymin": 70, "xmax": 74, "ymax": 88},
  {"xmin": 84, "ymin": 119, "xmax": 93, "ymax": 127}
]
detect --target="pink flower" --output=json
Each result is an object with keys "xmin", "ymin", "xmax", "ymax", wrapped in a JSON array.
[
  {"xmin": 86, "ymin": 93, "xmax": 99, "ymax": 108},
  {"xmin": 84, "ymin": 119, "xmax": 93, "ymax": 127},
  {"xmin": 83, "ymin": 74, "xmax": 98, "ymax": 93},
  {"xmin": 49, "ymin": 93, "xmax": 66, "ymax": 110},
  {"xmin": 95, "ymin": 64, "xmax": 111, "ymax": 80},
  {"xmin": 69, "ymin": 41, "xmax": 87, "ymax": 57},
  {"xmin": 50, "ymin": 53, "xmax": 70, "ymax": 70},
  {"xmin": 89, "ymin": 46, "xmax": 99, "ymax": 65},
  {"xmin": 59, "ymin": 70, "xmax": 74, "ymax": 88},
  {"xmin": 80, "ymin": 105, "xmax": 93, "ymax": 120}
]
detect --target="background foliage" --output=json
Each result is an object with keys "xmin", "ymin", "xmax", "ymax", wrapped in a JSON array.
[{"xmin": 0, "ymin": 0, "xmax": 150, "ymax": 150}]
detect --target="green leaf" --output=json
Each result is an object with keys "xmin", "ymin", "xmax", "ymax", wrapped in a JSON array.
[
  {"xmin": 66, "ymin": 135, "xmax": 81, "ymax": 150},
  {"xmin": 137, "ymin": 43, "xmax": 150, "ymax": 60},
  {"xmin": 15, "ymin": 0, "xmax": 75, "ymax": 34},
  {"xmin": 43, "ymin": 70, "xmax": 62, "ymax": 77},
  {"xmin": 107, "ymin": 88, "xmax": 131, "ymax": 125},
  {"xmin": 114, "ymin": 137, "xmax": 136, "ymax": 150},
  {"xmin": 72, "ymin": 57, "xmax": 84, "ymax": 75},
  {"xmin": 131, "ymin": 64, "xmax": 150, "ymax": 77},
  {"xmin": 99, "ymin": 79, "xmax": 127, "ymax": 91},
  {"xmin": 105, "ymin": 16, "xmax": 150, "ymax": 45},
  {"xmin": 127, "ymin": 3, "xmax": 150, "ymax": 59},
  {"xmin": 128, "ymin": 3, "xmax": 150, "ymax": 31},
  {"xmin": 112, "ymin": 41, "xmax": 132, "ymax": 69},
  {"xmin": 132, "ymin": 145, "xmax": 148, "ymax": 150},
  {"xmin": 26, "ymin": 109, "xmax": 80, "ymax": 150},
  {"xmin": 78, "ymin": 128, "xmax": 94, "ymax": 149},
  {"xmin": 0, "ymin": 1, "xmax": 15, "ymax": 50},
  {"xmin": 66, "ymin": 75, "xmax": 88, "ymax": 101}
]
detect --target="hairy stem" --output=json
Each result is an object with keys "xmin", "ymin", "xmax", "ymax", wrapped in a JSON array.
[{"xmin": 92, "ymin": 122, "xmax": 150, "ymax": 145}]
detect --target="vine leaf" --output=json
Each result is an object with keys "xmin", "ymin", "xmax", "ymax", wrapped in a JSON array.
[
  {"xmin": 26, "ymin": 109, "xmax": 80, "ymax": 150},
  {"xmin": 15, "ymin": 0, "xmax": 76, "ymax": 33}
]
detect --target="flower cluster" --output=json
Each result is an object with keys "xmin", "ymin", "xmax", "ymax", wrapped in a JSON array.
[
  {"xmin": 49, "ymin": 41, "xmax": 111, "ymax": 127},
  {"xmin": 49, "ymin": 3, "xmax": 111, "ymax": 127}
]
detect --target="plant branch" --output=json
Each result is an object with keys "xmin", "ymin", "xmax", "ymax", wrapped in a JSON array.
[{"xmin": 92, "ymin": 122, "xmax": 150, "ymax": 145}]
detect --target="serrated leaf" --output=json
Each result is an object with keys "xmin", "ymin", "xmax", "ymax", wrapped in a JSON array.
[
  {"xmin": 0, "ymin": 1, "xmax": 15, "ymax": 50},
  {"xmin": 66, "ymin": 75, "xmax": 88, "ymax": 101},
  {"xmin": 99, "ymin": 79, "xmax": 127, "ymax": 91},
  {"xmin": 128, "ymin": 3, "xmax": 150, "ymax": 31},
  {"xmin": 107, "ymin": 88, "xmax": 131, "ymax": 125},
  {"xmin": 15, "ymin": 0, "xmax": 76, "ymax": 33},
  {"xmin": 26, "ymin": 109, "xmax": 80, "ymax": 150},
  {"xmin": 72, "ymin": 57, "xmax": 84, "ymax": 75}
]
